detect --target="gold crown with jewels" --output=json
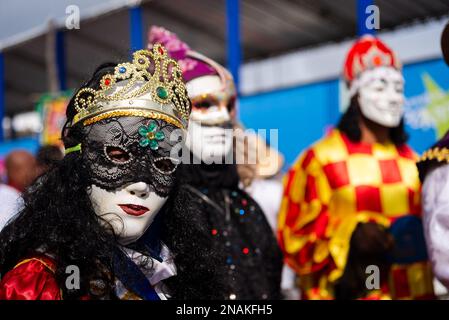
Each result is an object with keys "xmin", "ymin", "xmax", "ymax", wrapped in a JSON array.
[{"xmin": 71, "ymin": 43, "xmax": 191, "ymax": 129}]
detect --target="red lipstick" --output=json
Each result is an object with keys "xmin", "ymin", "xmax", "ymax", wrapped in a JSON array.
[{"xmin": 118, "ymin": 204, "xmax": 149, "ymax": 216}]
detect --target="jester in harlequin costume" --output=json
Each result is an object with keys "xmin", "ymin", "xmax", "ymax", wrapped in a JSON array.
[
  {"xmin": 148, "ymin": 26, "xmax": 283, "ymax": 300},
  {"xmin": 278, "ymin": 35, "xmax": 435, "ymax": 300},
  {"xmin": 0, "ymin": 44, "xmax": 223, "ymax": 300},
  {"xmin": 418, "ymin": 22, "xmax": 449, "ymax": 291}
]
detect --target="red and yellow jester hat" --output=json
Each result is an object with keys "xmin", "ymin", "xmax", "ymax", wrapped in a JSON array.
[{"xmin": 344, "ymin": 35, "xmax": 401, "ymax": 94}]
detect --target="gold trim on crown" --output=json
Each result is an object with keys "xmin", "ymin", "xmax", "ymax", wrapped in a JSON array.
[{"xmin": 71, "ymin": 44, "xmax": 190, "ymax": 129}]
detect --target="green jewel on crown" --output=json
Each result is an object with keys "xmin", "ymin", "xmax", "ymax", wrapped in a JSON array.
[
  {"xmin": 71, "ymin": 43, "xmax": 191, "ymax": 129},
  {"xmin": 138, "ymin": 121, "xmax": 165, "ymax": 150}
]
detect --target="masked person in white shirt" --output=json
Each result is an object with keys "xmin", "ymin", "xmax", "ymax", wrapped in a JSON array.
[{"xmin": 418, "ymin": 22, "xmax": 449, "ymax": 297}]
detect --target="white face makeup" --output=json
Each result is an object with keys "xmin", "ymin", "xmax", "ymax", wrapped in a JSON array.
[
  {"xmin": 357, "ymin": 66, "xmax": 405, "ymax": 128},
  {"xmin": 187, "ymin": 75, "xmax": 233, "ymax": 125},
  {"xmin": 186, "ymin": 75, "xmax": 235, "ymax": 162},
  {"xmin": 186, "ymin": 120, "xmax": 233, "ymax": 163},
  {"xmin": 88, "ymin": 182, "xmax": 167, "ymax": 245}
]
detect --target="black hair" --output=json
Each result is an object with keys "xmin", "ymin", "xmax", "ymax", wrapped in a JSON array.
[
  {"xmin": 36, "ymin": 145, "xmax": 64, "ymax": 167},
  {"xmin": 0, "ymin": 63, "xmax": 223, "ymax": 299},
  {"xmin": 337, "ymin": 95, "xmax": 408, "ymax": 146}
]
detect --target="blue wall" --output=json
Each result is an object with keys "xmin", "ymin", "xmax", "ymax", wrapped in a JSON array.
[
  {"xmin": 0, "ymin": 137, "xmax": 39, "ymax": 158},
  {"xmin": 240, "ymin": 80, "xmax": 339, "ymax": 166},
  {"xmin": 240, "ymin": 58, "xmax": 449, "ymax": 168},
  {"xmin": 402, "ymin": 58, "xmax": 449, "ymax": 153}
]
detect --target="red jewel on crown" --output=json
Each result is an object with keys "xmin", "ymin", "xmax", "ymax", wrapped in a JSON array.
[{"xmin": 373, "ymin": 55, "xmax": 382, "ymax": 66}]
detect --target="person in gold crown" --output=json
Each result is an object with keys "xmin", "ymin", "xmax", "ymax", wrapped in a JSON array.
[
  {"xmin": 0, "ymin": 45, "xmax": 223, "ymax": 300},
  {"xmin": 278, "ymin": 35, "xmax": 434, "ymax": 300}
]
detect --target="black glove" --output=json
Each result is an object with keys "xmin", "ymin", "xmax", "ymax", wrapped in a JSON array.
[
  {"xmin": 334, "ymin": 222, "xmax": 394, "ymax": 300},
  {"xmin": 351, "ymin": 222, "xmax": 394, "ymax": 257}
]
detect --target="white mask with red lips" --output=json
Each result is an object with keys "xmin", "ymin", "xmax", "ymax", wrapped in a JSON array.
[
  {"xmin": 356, "ymin": 66, "xmax": 405, "ymax": 128},
  {"xmin": 185, "ymin": 75, "xmax": 235, "ymax": 162},
  {"xmin": 88, "ymin": 182, "xmax": 167, "ymax": 246},
  {"xmin": 82, "ymin": 117, "xmax": 179, "ymax": 246}
]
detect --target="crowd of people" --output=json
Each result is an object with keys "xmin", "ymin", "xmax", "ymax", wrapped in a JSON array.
[{"xmin": 0, "ymin": 23, "xmax": 448, "ymax": 300}]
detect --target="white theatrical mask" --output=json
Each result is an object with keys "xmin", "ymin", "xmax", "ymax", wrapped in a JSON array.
[
  {"xmin": 185, "ymin": 75, "xmax": 234, "ymax": 162},
  {"xmin": 88, "ymin": 181, "xmax": 167, "ymax": 245},
  {"xmin": 186, "ymin": 121, "xmax": 233, "ymax": 163},
  {"xmin": 357, "ymin": 66, "xmax": 405, "ymax": 128}
]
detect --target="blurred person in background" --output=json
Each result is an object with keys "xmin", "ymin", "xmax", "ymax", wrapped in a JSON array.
[
  {"xmin": 0, "ymin": 150, "xmax": 36, "ymax": 230},
  {"xmin": 149, "ymin": 26, "xmax": 283, "ymax": 300},
  {"xmin": 5, "ymin": 150, "xmax": 36, "ymax": 193},
  {"xmin": 0, "ymin": 183, "xmax": 21, "ymax": 231},
  {"xmin": 235, "ymin": 125, "xmax": 285, "ymax": 229},
  {"xmin": 235, "ymin": 126, "xmax": 300, "ymax": 299},
  {"xmin": 35, "ymin": 145, "xmax": 64, "ymax": 177},
  {"xmin": 278, "ymin": 35, "xmax": 434, "ymax": 300},
  {"xmin": 418, "ymin": 22, "xmax": 449, "ymax": 298}
]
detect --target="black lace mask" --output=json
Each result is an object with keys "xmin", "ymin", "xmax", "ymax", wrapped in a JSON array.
[{"xmin": 81, "ymin": 116, "xmax": 183, "ymax": 197}]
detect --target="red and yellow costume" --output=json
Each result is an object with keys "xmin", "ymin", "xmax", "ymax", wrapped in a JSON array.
[
  {"xmin": 278, "ymin": 129, "xmax": 433, "ymax": 299},
  {"xmin": 278, "ymin": 36, "xmax": 434, "ymax": 300},
  {"xmin": 0, "ymin": 256, "xmax": 61, "ymax": 300}
]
